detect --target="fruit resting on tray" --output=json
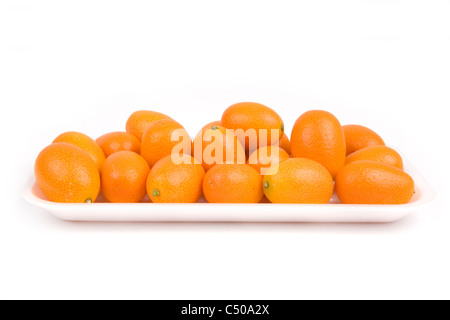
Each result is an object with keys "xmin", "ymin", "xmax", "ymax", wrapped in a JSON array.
[{"xmin": 34, "ymin": 102, "xmax": 414, "ymax": 204}]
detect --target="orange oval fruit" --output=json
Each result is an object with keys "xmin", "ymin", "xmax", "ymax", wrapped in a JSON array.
[
  {"xmin": 221, "ymin": 102, "xmax": 284, "ymax": 150},
  {"xmin": 335, "ymin": 160, "xmax": 414, "ymax": 204},
  {"xmin": 201, "ymin": 121, "xmax": 222, "ymax": 132},
  {"xmin": 146, "ymin": 154, "xmax": 205, "ymax": 203},
  {"xmin": 96, "ymin": 131, "xmax": 141, "ymax": 158},
  {"xmin": 203, "ymin": 164, "xmax": 264, "ymax": 203},
  {"xmin": 343, "ymin": 124, "xmax": 385, "ymax": 156},
  {"xmin": 263, "ymin": 158, "xmax": 333, "ymax": 204},
  {"xmin": 140, "ymin": 119, "xmax": 192, "ymax": 167},
  {"xmin": 247, "ymin": 146, "xmax": 291, "ymax": 175},
  {"xmin": 34, "ymin": 142, "xmax": 100, "ymax": 203},
  {"xmin": 290, "ymin": 110, "xmax": 346, "ymax": 179},
  {"xmin": 278, "ymin": 133, "xmax": 291, "ymax": 155},
  {"xmin": 346, "ymin": 145, "xmax": 403, "ymax": 170},
  {"xmin": 126, "ymin": 110, "xmax": 173, "ymax": 141},
  {"xmin": 192, "ymin": 125, "xmax": 246, "ymax": 172},
  {"xmin": 101, "ymin": 151, "xmax": 150, "ymax": 203},
  {"xmin": 53, "ymin": 131, "xmax": 105, "ymax": 171}
]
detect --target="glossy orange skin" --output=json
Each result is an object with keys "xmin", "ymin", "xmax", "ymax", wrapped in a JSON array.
[
  {"xmin": 221, "ymin": 102, "xmax": 284, "ymax": 150},
  {"xmin": 278, "ymin": 133, "xmax": 291, "ymax": 155},
  {"xmin": 290, "ymin": 110, "xmax": 346, "ymax": 179},
  {"xmin": 192, "ymin": 125, "xmax": 246, "ymax": 172},
  {"xmin": 335, "ymin": 161, "xmax": 414, "ymax": 204},
  {"xmin": 263, "ymin": 158, "xmax": 333, "ymax": 204},
  {"xmin": 101, "ymin": 151, "xmax": 150, "ymax": 203},
  {"xmin": 346, "ymin": 145, "xmax": 403, "ymax": 170},
  {"xmin": 343, "ymin": 125, "xmax": 385, "ymax": 156},
  {"xmin": 35, "ymin": 142, "xmax": 100, "ymax": 203},
  {"xmin": 247, "ymin": 146, "xmax": 291, "ymax": 175},
  {"xmin": 126, "ymin": 110, "xmax": 173, "ymax": 141},
  {"xmin": 53, "ymin": 131, "xmax": 105, "ymax": 171},
  {"xmin": 203, "ymin": 164, "xmax": 264, "ymax": 203},
  {"xmin": 140, "ymin": 119, "xmax": 192, "ymax": 167},
  {"xmin": 96, "ymin": 131, "xmax": 141, "ymax": 158},
  {"xmin": 146, "ymin": 155, "xmax": 205, "ymax": 203},
  {"xmin": 201, "ymin": 121, "xmax": 222, "ymax": 132}
]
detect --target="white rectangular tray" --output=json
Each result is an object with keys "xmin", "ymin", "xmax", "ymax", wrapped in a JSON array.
[{"xmin": 23, "ymin": 160, "xmax": 435, "ymax": 223}]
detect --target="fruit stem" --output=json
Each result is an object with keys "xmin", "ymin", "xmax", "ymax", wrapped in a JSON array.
[
  {"xmin": 152, "ymin": 189, "xmax": 160, "ymax": 197},
  {"xmin": 264, "ymin": 182, "xmax": 270, "ymax": 189},
  {"xmin": 85, "ymin": 198, "xmax": 92, "ymax": 203},
  {"xmin": 211, "ymin": 126, "xmax": 219, "ymax": 130}
]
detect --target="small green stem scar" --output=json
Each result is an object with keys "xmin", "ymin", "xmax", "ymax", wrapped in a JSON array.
[
  {"xmin": 85, "ymin": 198, "xmax": 92, "ymax": 203},
  {"xmin": 152, "ymin": 189, "xmax": 160, "ymax": 197},
  {"xmin": 264, "ymin": 182, "xmax": 270, "ymax": 189}
]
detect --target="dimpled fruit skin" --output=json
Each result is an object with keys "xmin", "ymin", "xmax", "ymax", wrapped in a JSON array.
[
  {"xmin": 140, "ymin": 119, "xmax": 192, "ymax": 167},
  {"xmin": 101, "ymin": 151, "xmax": 150, "ymax": 203},
  {"xmin": 96, "ymin": 131, "xmax": 141, "ymax": 158},
  {"xmin": 346, "ymin": 145, "xmax": 403, "ymax": 170},
  {"xmin": 343, "ymin": 124, "xmax": 385, "ymax": 156},
  {"xmin": 247, "ymin": 146, "xmax": 291, "ymax": 175},
  {"xmin": 53, "ymin": 131, "xmax": 105, "ymax": 171},
  {"xmin": 263, "ymin": 158, "xmax": 333, "ymax": 204},
  {"xmin": 203, "ymin": 164, "xmax": 264, "ymax": 203},
  {"xmin": 192, "ymin": 125, "xmax": 246, "ymax": 172},
  {"xmin": 147, "ymin": 155, "xmax": 205, "ymax": 203},
  {"xmin": 126, "ymin": 110, "xmax": 173, "ymax": 141},
  {"xmin": 335, "ymin": 160, "xmax": 414, "ymax": 204},
  {"xmin": 278, "ymin": 133, "xmax": 291, "ymax": 155},
  {"xmin": 221, "ymin": 102, "xmax": 284, "ymax": 150},
  {"xmin": 34, "ymin": 142, "xmax": 100, "ymax": 203},
  {"xmin": 290, "ymin": 110, "xmax": 346, "ymax": 179}
]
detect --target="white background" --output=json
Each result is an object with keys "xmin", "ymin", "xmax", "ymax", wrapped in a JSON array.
[{"xmin": 1, "ymin": 0, "xmax": 449, "ymax": 300}]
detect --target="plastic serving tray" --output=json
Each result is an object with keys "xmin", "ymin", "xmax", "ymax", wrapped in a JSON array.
[{"xmin": 23, "ymin": 159, "xmax": 434, "ymax": 223}]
